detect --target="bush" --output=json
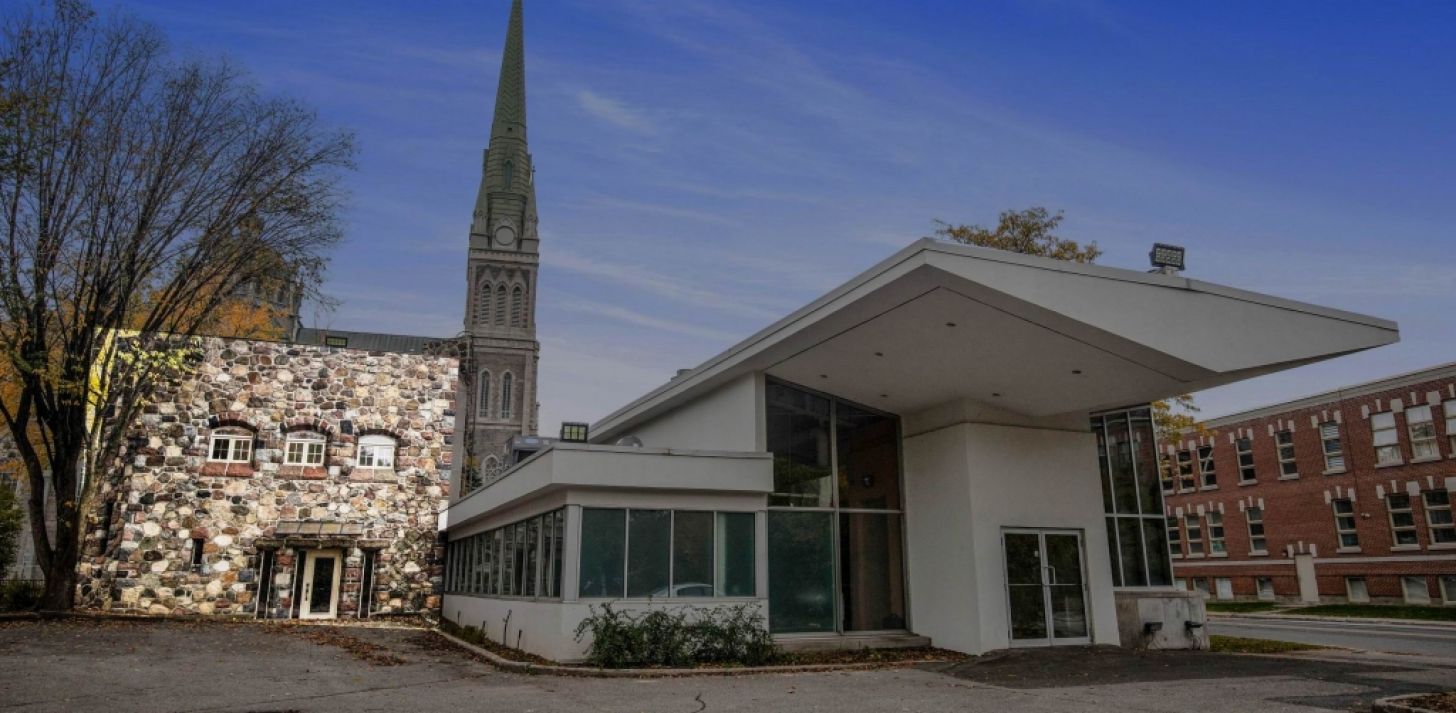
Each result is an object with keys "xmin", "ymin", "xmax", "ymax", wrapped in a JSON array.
[
  {"xmin": 574, "ymin": 602, "xmax": 778, "ymax": 668},
  {"xmin": 0, "ymin": 580, "xmax": 42, "ymax": 612},
  {"xmin": 0, "ymin": 486, "xmax": 23, "ymax": 579}
]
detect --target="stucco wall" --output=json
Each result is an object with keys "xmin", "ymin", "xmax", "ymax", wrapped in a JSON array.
[
  {"xmin": 904, "ymin": 416, "xmax": 1119, "ymax": 654},
  {"xmin": 75, "ymin": 337, "xmax": 457, "ymax": 617},
  {"xmin": 619, "ymin": 374, "xmax": 762, "ymax": 452}
]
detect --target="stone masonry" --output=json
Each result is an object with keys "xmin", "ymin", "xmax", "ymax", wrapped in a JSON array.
[{"xmin": 75, "ymin": 336, "xmax": 458, "ymax": 618}]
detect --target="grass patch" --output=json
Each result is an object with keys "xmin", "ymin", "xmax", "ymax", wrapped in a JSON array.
[
  {"xmin": 1204, "ymin": 601, "xmax": 1281, "ymax": 614},
  {"xmin": 1283, "ymin": 604, "xmax": 1456, "ymax": 622},
  {"xmin": 1209, "ymin": 635, "xmax": 1324, "ymax": 654}
]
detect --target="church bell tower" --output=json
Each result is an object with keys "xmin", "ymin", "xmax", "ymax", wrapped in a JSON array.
[{"xmin": 458, "ymin": 0, "xmax": 540, "ymax": 490}]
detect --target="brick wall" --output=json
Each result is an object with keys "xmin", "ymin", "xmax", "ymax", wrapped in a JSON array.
[{"xmin": 1165, "ymin": 364, "xmax": 1456, "ymax": 604}]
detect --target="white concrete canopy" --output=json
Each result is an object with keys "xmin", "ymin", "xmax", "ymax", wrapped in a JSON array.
[{"xmin": 594, "ymin": 239, "xmax": 1397, "ymax": 439}]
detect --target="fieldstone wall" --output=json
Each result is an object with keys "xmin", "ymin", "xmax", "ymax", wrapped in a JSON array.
[{"xmin": 75, "ymin": 336, "xmax": 457, "ymax": 617}]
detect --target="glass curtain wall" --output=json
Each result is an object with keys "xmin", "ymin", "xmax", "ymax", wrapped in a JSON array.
[
  {"xmin": 446, "ymin": 508, "xmax": 565, "ymax": 599},
  {"xmin": 766, "ymin": 380, "xmax": 906, "ymax": 634},
  {"xmin": 1093, "ymin": 406, "xmax": 1172, "ymax": 588}
]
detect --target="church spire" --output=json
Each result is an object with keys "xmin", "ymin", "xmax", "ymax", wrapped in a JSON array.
[{"xmin": 491, "ymin": 0, "xmax": 526, "ymax": 143}]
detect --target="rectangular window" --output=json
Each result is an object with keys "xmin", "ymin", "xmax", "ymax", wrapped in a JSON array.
[
  {"xmin": 767, "ymin": 511, "xmax": 835, "ymax": 632},
  {"xmin": 1346, "ymin": 576, "xmax": 1369, "ymax": 603},
  {"xmin": 1275, "ymin": 430, "xmax": 1298, "ymax": 478},
  {"xmin": 1176, "ymin": 450, "xmax": 1195, "ymax": 492},
  {"xmin": 1160, "ymin": 455, "xmax": 1174, "ymax": 493},
  {"xmin": 1320, "ymin": 421, "xmax": 1345, "ymax": 472},
  {"xmin": 523, "ymin": 518, "xmax": 539, "ymax": 597},
  {"xmin": 284, "ymin": 434, "xmax": 326, "ymax": 466},
  {"xmin": 717, "ymin": 512, "xmax": 756, "ymax": 597},
  {"xmin": 1425, "ymin": 490, "xmax": 1455, "ymax": 545},
  {"xmin": 1166, "ymin": 516, "xmax": 1182, "ymax": 558},
  {"xmin": 580, "ymin": 509, "xmax": 626, "ymax": 598},
  {"xmin": 766, "ymin": 383, "xmax": 833, "ymax": 507},
  {"xmin": 1447, "ymin": 408, "xmax": 1456, "ymax": 456},
  {"xmin": 1387, "ymin": 494, "xmax": 1419, "ymax": 547},
  {"xmin": 1094, "ymin": 408, "xmax": 1169, "ymax": 590},
  {"xmin": 1372, "ymin": 412, "xmax": 1401, "ymax": 466},
  {"xmin": 1442, "ymin": 575, "xmax": 1456, "ymax": 604},
  {"xmin": 357, "ymin": 441, "xmax": 395, "ymax": 469},
  {"xmin": 1235, "ymin": 437, "xmax": 1257, "ymax": 483},
  {"xmin": 1333, "ymin": 499, "xmax": 1359, "ymax": 549},
  {"xmin": 672, "ymin": 511, "xmax": 715, "ymax": 597},
  {"xmin": 1246, "ymin": 506, "xmax": 1267, "ymax": 554},
  {"xmin": 1197, "ymin": 445, "xmax": 1216, "ymax": 489},
  {"xmin": 1403, "ymin": 576, "xmax": 1431, "ymax": 604},
  {"xmin": 1215, "ymin": 577, "xmax": 1233, "ymax": 600},
  {"xmin": 1185, "ymin": 514, "xmax": 1204, "ymax": 556},
  {"xmin": 1256, "ymin": 577, "xmax": 1275, "ymax": 601},
  {"xmin": 626, "ymin": 510, "xmax": 670, "ymax": 598},
  {"xmin": 1408, "ymin": 405, "xmax": 1439, "ymax": 460},
  {"xmin": 209, "ymin": 433, "xmax": 252, "ymax": 463},
  {"xmin": 1206, "ymin": 511, "xmax": 1226, "ymax": 555},
  {"xmin": 191, "ymin": 537, "xmax": 205, "ymax": 567}
]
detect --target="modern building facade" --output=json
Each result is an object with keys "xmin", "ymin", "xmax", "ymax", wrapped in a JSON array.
[
  {"xmin": 441, "ymin": 238, "xmax": 1398, "ymax": 662},
  {"xmin": 455, "ymin": 0, "xmax": 542, "ymax": 493},
  {"xmin": 73, "ymin": 335, "xmax": 457, "ymax": 618},
  {"xmin": 1164, "ymin": 362, "xmax": 1456, "ymax": 606}
]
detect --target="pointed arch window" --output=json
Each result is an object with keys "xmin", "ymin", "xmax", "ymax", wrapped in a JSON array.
[
  {"xmin": 495, "ymin": 285, "xmax": 508, "ymax": 326},
  {"xmin": 476, "ymin": 280, "xmax": 493, "ymax": 324},
  {"xmin": 503, "ymin": 160, "xmax": 514, "ymax": 190},
  {"xmin": 500, "ymin": 372, "xmax": 514, "ymax": 420},
  {"xmin": 511, "ymin": 285, "xmax": 525, "ymax": 327},
  {"xmin": 483, "ymin": 455, "xmax": 500, "ymax": 477},
  {"xmin": 478, "ymin": 370, "xmax": 492, "ymax": 416}
]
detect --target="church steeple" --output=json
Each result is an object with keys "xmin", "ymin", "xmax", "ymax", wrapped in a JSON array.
[
  {"xmin": 490, "ymin": 0, "xmax": 526, "ymax": 143},
  {"xmin": 471, "ymin": 0, "xmax": 537, "ymax": 249}
]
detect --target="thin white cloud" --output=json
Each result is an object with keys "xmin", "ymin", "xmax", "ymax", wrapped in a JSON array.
[
  {"xmin": 560, "ymin": 301, "xmax": 738, "ymax": 342},
  {"xmin": 585, "ymin": 194, "xmax": 737, "ymax": 226},
  {"xmin": 577, "ymin": 89, "xmax": 655, "ymax": 134},
  {"xmin": 543, "ymin": 248, "xmax": 785, "ymax": 321}
]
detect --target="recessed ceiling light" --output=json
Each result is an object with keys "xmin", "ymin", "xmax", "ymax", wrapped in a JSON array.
[
  {"xmin": 819, "ymin": 374, "xmax": 828, "ymax": 379},
  {"xmin": 880, "ymin": 394, "xmax": 889, "ymax": 399},
  {"xmin": 1072, "ymin": 369, "xmax": 1083, "ymax": 375},
  {"xmin": 945, "ymin": 322, "xmax": 957, "ymax": 328},
  {"xmin": 874, "ymin": 351, "xmax": 884, "ymax": 357},
  {"xmin": 992, "ymin": 392, "xmax": 1002, "ymax": 397}
]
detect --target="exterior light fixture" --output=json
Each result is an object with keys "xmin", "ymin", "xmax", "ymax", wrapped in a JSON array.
[
  {"xmin": 1148, "ymin": 243, "xmax": 1186, "ymax": 274},
  {"xmin": 324, "ymin": 336, "xmax": 349, "ymax": 348},
  {"xmin": 560, "ymin": 422, "xmax": 589, "ymax": 443}
]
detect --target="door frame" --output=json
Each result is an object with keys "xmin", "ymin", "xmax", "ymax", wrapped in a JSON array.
[
  {"xmin": 1002, "ymin": 528, "xmax": 1092, "ymax": 647},
  {"xmin": 300, "ymin": 548, "xmax": 343, "ymax": 620}
]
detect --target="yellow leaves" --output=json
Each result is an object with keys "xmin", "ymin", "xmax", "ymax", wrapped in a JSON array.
[{"xmin": 933, "ymin": 207, "xmax": 1102, "ymax": 265}]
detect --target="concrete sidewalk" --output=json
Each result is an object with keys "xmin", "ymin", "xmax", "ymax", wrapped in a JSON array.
[{"xmin": 1, "ymin": 619, "xmax": 1452, "ymax": 712}]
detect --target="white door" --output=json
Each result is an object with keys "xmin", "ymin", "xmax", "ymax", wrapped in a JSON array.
[
  {"xmin": 301, "ymin": 549, "xmax": 343, "ymax": 619},
  {"xmin": 1004, "ymin": 529, "xmax": 1091, "ymax": 646}
]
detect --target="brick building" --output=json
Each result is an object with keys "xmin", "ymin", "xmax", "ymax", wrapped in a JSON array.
[
  {"xmin": 1164, "ymin": 362, "xmax": 1456, "ymax": 605},
  {"xmin": 72, "ymin": 335, "xmax": 459, "ymax": 618}
]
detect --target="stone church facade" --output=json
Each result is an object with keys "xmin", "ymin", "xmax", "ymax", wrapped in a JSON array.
[
  {"xmin": 74, "ymin": 337, "xmax": 458, "ymax": 618},
  {"xmin": 456, "ymin": 0, "xmax": 543, "ymax": 492}
]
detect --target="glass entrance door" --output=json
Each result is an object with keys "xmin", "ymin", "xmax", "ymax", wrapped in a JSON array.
[
  {"xmin": 301, "ymin": 549, "xmax": 342, "ymax": 619},
  {"xmin": 1003, "ymin": 530, "xmax": 1089, "ymax": 646}
]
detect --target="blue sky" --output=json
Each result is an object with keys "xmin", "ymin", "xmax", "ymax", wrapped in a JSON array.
[{"xmin": 100, "ymin": 0, "xmax": 1455, "ymax": 433}]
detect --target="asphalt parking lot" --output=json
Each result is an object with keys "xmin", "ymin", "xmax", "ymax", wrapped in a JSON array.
[{"xmin": 1, "ymin": 618, "xmax": 1452, "ymax": 712}]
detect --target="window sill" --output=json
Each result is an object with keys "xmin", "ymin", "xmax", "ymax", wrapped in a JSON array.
[
  {"xmin": 1409, "ymin": 455, "xmax": 1442, "ymax": 465},
  {"xmin": 1322, "ymin": 468, "xmax": 1347, "ymax": 476},
  {"xmin": 1249, "ymin": 550, "xmax": 1269, "ymax": 557},
  {"xmin": 1209, "ymin": 552, "xmax": 1229, "ymax": 558},
  {"xmin": 199, "ymin": 462, "xmax": 255, "ymax": 477},
  {"xmin": 1429, "ymin": 542, "xmax": 1456, "ymax": 551},
  {"xmin": 1277, "ymin": 474, "xmax": 1300, "ymax": 481},
  {"xmin": 1335, "ymin": 547, "xmax": 1362, "ymax": 554},
  {"xmin": 1375, "ymin": 460, "xmax": 1405, "ymax": 469},
  {"xmin": 1185, "ymin": 553, "xmax": 1206, "ymax": 559},
  {"xmin": 1200, "ymin": 485, "xmax": 1219, "ymax": 492},
  {"xmin": 1390, "ymin": 545, "xmax": 1422, "ymax": 552},
  {"xmin": 1239, "ymin": 480, "xmax": 1259, "ymax": 487}
]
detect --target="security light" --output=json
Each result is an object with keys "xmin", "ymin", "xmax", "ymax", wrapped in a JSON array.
[
  {"xmin": 560, "ymin": 422, "xmax": 589, "ymax": 443},
  {"xmin": 1149, "ymin": 243, "xmax": 1186, "ymax": 273}
]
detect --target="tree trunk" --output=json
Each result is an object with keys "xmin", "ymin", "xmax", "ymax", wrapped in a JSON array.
[{"xmin": 40, "ymin": 555, "xmax": 78, "ymax": 611}]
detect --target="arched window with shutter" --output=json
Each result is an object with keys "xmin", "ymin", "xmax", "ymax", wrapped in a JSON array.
[
  {"xmin": 476, "ymin": 281, "xmax": 492, "ymax": 323},
  {"xmin": 511, "ymin": 285, "xmax": 524, "ymax": 327},
  {"xmin": 500, "ymin": 372, "xmax": 514, "ymax": 419},
  {"xmin": 495, "ymin": 285, "xmax": 508, "ymax": 325}
]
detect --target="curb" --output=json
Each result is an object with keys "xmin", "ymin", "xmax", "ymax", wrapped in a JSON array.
[
  {"xmin": 430, "ymin": 628, "xmax": 954, "ymax": 678},
  {"xmin": 1207, "ymin": 612, "xmax": 1456, "ymax": 629}
]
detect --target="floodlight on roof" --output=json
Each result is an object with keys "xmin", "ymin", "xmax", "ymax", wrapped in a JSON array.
[
  {"xmin": 1149, "ymin": 243, "xmax": 1186, "ymax": 274},
  {"xmin": 560, "ymin": 422, "xmax": 589, "ymax": 443}
]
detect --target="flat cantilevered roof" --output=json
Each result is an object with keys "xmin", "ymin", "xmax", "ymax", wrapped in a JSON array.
[{"xmin": 592, "ymin": 239, "xmax": 1398, "ymax": 442}]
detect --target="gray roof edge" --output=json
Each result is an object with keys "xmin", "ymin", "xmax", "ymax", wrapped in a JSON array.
[{"xmin": 1200, "ymin": 360, "xmax": 1456, "ymax": 428}]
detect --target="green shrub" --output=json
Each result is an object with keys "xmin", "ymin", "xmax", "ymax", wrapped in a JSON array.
[
  {"xmin": 0, "ymin": 580, "xmax": 42, "ymax": 612},
  {"xmin": 0, "ymin": 487, "xmax": 23, "ymax": 579},
  {"xmin": 574, "ymin": 602, "xmax": 778, "ymax": 668}
]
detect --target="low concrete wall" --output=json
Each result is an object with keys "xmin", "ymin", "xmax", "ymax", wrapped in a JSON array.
[{"xmin": 1113, "ymin": 589, "xmax": 1208, "ymax": 650}]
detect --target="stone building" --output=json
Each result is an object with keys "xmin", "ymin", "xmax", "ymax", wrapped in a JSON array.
[
  {"xmin": 1163, "ymin": 361, "xmax": 1456, "ymax": 605},
  {"xmin": 74, "ymin": 335, "xmax": 458, "ymax": 619},
  {"xmin": 456, "ymin": 0, "xmax": 542, "ymax": 491}
]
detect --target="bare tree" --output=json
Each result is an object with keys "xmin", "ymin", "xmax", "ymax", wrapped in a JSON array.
[{"xmin": 0, "ymin": 0, "xmax": 354, "ymax": 609}]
